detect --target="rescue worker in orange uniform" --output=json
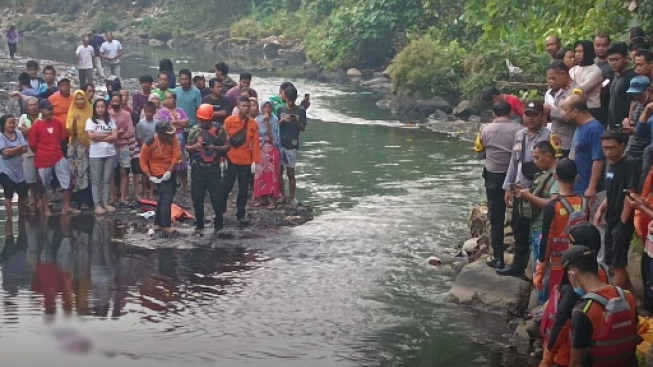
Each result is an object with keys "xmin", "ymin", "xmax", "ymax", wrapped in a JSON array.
[{"xmin": 565, "ymin": 246, "xmax": 638, "ymax": 367}]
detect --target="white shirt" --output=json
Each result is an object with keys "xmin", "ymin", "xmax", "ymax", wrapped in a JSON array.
[
  {"xmin": 76, "ymin": 45, "xmax": 94, "ymax": 69},
  {"xmin": 85, "ymin": 118, "xmax": 117, "ymax": 158},
  {"xmin": 99, "ymin": 40, "xmax": 122, "ymax": 63}
]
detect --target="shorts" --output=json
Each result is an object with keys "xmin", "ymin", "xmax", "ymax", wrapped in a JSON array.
[
  {"xmin": 23, "ymin": 156, "xmax": 37, "ymax": 184},
  {"xmin": 281, "ymin": 148, "xmax": 297, "ymax": 168},
  {"xmin": 604, "ymin": 218, "xmax": 635, "ymax": 268},
  {"xmin": 118, "ymin": 146, "xmax": 131, "ymax": 169},
  {"xmin": 131, "ymin": 158, "xmax": 142, "ymax": 175},
  {"xmin": 0, "ymin": 173, "xmax": 28, "ymax": 199},
  {"xmin": 36, "ymin": 158, "xmax": 71, "ymax": 193}
]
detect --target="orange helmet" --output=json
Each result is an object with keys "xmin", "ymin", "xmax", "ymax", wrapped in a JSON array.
[{"xmin": 197, "ymin": 104, "xmax": 214, "ymax": 121}]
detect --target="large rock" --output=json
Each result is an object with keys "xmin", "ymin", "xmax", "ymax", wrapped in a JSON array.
[
  {"xmin": 317, "ymin": 69, "xmax": 348, "ymax": 83},
  {"xmin": 360, "ymin": 76, "xmax": 391, "ymax": 91},
  {"xmin": 448, "ymin": 261, "xmax": 532, "ymax": 317},
  {"xmin": 416, "ymin": 97, "xmax": 453, "ymax": 116},
  {"xmin": 148, "ymin": 38, "xmax": 164, "ymax": 47},
  {"xmin": 346, "ymin": 68, "xmax": 362, "ymax": 77},
  {"xmin": 453, "ymin": 100, "xmax": 473, "ymax": 119},
  {"xmin": 376, "ymin": 99, "xmax": 396, "ymax": 111}
]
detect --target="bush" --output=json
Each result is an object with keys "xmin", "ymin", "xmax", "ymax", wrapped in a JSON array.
[
  {"xmin": 388, "ymin": 35, "xmax": 466, "ymax": 98},
  {"xmin": 230, "ymin": 18, "xmax": 264, "ymax": 39},
  {"xmin": 94, "ymin": 14, "xmax": 119, "ymax": 32},
  {"xmin": 14, "ymin": 15, "xmax": 46, "ymax": 32},
  {"xmin": 460, "ymin": 38, "xmax": 551, "ymax": 102}
]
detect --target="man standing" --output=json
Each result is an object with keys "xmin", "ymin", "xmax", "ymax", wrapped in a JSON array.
[
  {"xmin": 214, "ymin": 62, "xmax": 237, "ymax": 91},
  {"xmin": 29, "ymin": 100, "xmax": 78, "ymax": 216},
  {"xmin": 140, "ymin": 122, "xmax": 180, "ymax": 235},
  {"xmin": 498, "ymin": 101, "xmax": 562, "ymax": 277},
  {"xmin": 76, "ymin": 36, "xmax": 95, "ymax": 87},
  {"xmin": 48, "ymin": 78, "xmax": 73, "ymax": 131},
  {"xmin": 218, "ymin": 96, "xmax": 261, "ymax": 229},
  {"xmin": 193, "ymin": 75, "xmax": 211, "ymax": 98},
  {"xmin": 474, "ymin": 101, "xmax": 523, "ymax": 269},
  {"xmin": 545, "ymin": 35, "xmax": 562, "ymax": 58},
  {"xmin": 18, "ymin": 97, "xmax": 40, "ymax": 211},
  {"xmin": 89, "ymin": 31, "xmax": 106, "ymax": 80},
  {"xmin": 277, "ymin": 85, "xmax": 307, "ymax": 208},
  {"xmin": 634, "ymin": 50, "xmax": 653, "ymax": 82},
  {"xmin": 152, "ymin": 72, "xmax": 171, "ymax": 101},
  {"xmin": 186, "ymin": 104, "xmax": 231, "ymax": 231},
  {"xmin": 625, "ymin": 76, "xmax": 653, "ymax": 166},
  {"xmin": 545, "ymin": 61, "xmax": 576, "ymax": 156},
  {"xmin": 563, "ymin": 94, "xmax": 606, "ymax": 202},
  {"xmin": 226, "ymin": 72, "xmax": 258, "ymax": 108},
  {"xmin": 202, "ymin": 78, "xmax": 231, "ymax": 126},
  {"xmin": 594, "ymin": 34, "xmax": 614, "ymax": 127},
  {"xmin": 563, "ymin": 245, "xmax": 638, "ymax": 367},
  {"xmin": 100, "ymin": 32, "xmax": 122, "ymax": 78},
  {"xmin": 174, "ymin": 69, "xmax": 202, "ymax": 129},
  {"xmin": 595, "ymin": 131, "xmax": 639, "ymax": 299},
  {"xmin": 36, "ymin": 66, "xmax": 58, "ymax": 99},
  {"xmin": 607, "ymin": 42, "xmax": 638, "ymax": 131}
]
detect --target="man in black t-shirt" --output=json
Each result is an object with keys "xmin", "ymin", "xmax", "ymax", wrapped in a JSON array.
[
  {"xmin": 277, "ymin": 85, "xmax": 307, "ymax": 208},
  {"xmin": 607, "ymin": 42, "xmax": 638, "ymax": 131},
  {"xmin": 201, "ymin": 78, "xmax": 231, "ymax": 127},
  {"xmin": 595, "ymin": 130, "xmax": 639, "ymax": 299}
]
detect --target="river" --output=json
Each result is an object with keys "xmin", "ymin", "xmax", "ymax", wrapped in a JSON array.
[{"xmin": 0, "ymin": 40, "xmax": 534, "ymax": 366}]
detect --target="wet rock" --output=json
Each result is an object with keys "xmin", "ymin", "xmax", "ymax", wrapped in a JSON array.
[
  {"xmin": 513, "ymin": 319, "xmax": 540, "ymax": 339},
  {"xmin": 453, "ymin": 100, "xmax": 473, "ymax": 119},
  {"xmin": 376, "ymin": 99, "xmax": 396, "ymax": 111},
  {"xmin": 468, "ymin": 115, "xmax": 482, "ymax": 124},
  {"xmin": 417, "ymin": 97, "xmax": 453, "ymax": 116},
  {"xmin": 270, "ymin": 58, "xmax": 288, "ymax": 68},
  {"xmin": 428, "ymin": 256, "xmax": 442, "ymax": 266},
  {"xmin": 148, "ymin": 38, "xmax": 164, "ymax": 47},
  {"xmin": 462, "ymin": 238, "xmax": 481, "ymax": 256},
  {"xmin": 317, "ymin": 69, "xmax": 348, "ymax": 83},
  {"xmin": 360, "ymin": 76, "xmax": 391, "ymax": 91},
  {"xmin": 429, "ymin": 109, "xmax": 452, "ymax": 122},
  {"xmin": 295, "ymin": 68, "xmax": 319, "ymax": 80},
  {"xmin": 346, "ymin": 68, "xmax": 362, "ymax": 77},
  {"xmin": 448, "ymin": 261, "xmax": 532, "ymax": 317}
]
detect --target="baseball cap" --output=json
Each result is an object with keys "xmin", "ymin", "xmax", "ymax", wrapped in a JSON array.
[
  {"xmin": 568, "ymin": 223, "xmax": 601, "ymax": 252},
  {"xmin": 39, "ymin": 99, "xmax": 53, "ymax": 110},
  {"xmin": 561, "ymin": 245, "xmax": 596, "ymax": 269},
  {"xmin": 524, "ymin": 100, "xmax": 544, "ymax": 113},
  {"xmin": 627, "ymin": 75, "xmax": 650, "ymax": 94},
  {"xmin": 57, "ymin": 77, "xmax": 71, "ymax": 85},
  {"xmin": 155, "ymin": 121, "xmax": 175, "ymax": 135}
]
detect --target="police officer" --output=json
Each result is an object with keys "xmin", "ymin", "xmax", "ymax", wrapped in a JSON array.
[{"xmin": 186, "ymin": 104, "xmax": 231, "ymax": 231}]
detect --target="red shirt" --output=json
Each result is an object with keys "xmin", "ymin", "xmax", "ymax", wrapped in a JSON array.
[
  {"xmin": 505, "ymin": 95, "xmax": 525, "ymax": 117},
  {"xmin": 29, "ymin": 117, "xmax": 66, "ymax": 168}
]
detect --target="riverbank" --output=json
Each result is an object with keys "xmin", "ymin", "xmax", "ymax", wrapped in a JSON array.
[{"xmin": 0, "ymin": 49, "xmax": 314, "ymax": 246}]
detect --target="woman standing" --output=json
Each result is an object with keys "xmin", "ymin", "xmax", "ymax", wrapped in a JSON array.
[
  {"xmin": 66, "ymin": 90, "xmax": 93, "ymax": 210},
  {"xmin": 6, "ymin": 25, "xmax": 18, "ymax": 60},
  {"xmin": 159, "ymin": 91, "xmax": 189, "ymax": 191},
  {"xmin": 159, "ymin": 59, "xmax": 176, "ymax": 89},
  {"xmin": 0, "ymin": 114, "xmax": 28, "ymax": 219},
  {"xmin": 253, "ymin": 101, "xmax": 281, "ymax": 209},
  {"xmin": 86, "ymin": 100, "xmax": 117, "ymax": 214},
  {"xmin": 570, "ymin": 40, "xmax": 603, "ymax": 119}
]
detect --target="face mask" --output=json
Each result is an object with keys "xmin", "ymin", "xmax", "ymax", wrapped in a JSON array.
[
  {"xmin": 111, "ymin": 105, "xmax": 120, "ymax": 110},
  {"xmin": 573, "ymin": 286, "xmax": 586, "ymax": 297},
  {"xmin": 568, "ymin": 271, "xmax": 585, "ymax": 297}
]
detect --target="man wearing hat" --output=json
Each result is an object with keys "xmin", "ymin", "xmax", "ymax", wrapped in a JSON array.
[
  {"xmin": 140, "ymin": 122, "xmax": 180, "ymax": 234},
  {"xmin": 29, "ymin": 99, "xmax": 79, "ymax": 216},
  {"xmin": 498, "ymin": 100, "xmax": 563, "ymax": 277},
  {"xmin": 562, "ymin": 245, "xmax": 638, "ymax": 367},
  {"xmin": 625, "ymin": 75, "xmax": 653, "ymax": 166}
]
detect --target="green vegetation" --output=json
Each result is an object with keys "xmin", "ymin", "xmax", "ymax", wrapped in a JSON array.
[{"xmin": 3, "ymin": 0, "xmax": 648, "ymax": 100}]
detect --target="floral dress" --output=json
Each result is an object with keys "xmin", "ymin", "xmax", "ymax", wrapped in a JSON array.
[
  {"xmin": 254, "ymin": 114, "xmax": 281, "ymax": 198},
  {"xmin": 158, "ymin": 107, "xmax": 189, "ymax": 171}
]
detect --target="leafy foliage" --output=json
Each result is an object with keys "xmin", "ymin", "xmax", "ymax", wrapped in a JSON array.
[{"xmin": 388, "ymin": 35, "xmax": 466, "ymax": 97}]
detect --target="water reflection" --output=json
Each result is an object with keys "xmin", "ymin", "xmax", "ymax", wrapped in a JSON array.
[{"xmin": 0, "ymin": 215, "xmax": 264, "ymax": 320}]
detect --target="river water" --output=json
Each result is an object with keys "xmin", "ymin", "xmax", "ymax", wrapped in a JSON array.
[{"xmin": 0, "ymin": 40, "xmax": 534, "ymax": 366}]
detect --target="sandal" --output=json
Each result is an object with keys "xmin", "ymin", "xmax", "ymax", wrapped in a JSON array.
[
  {"xmin": 62, "ymin": 208, "xmax": 81, "ymax": 215},
  {"xmin": 267, "ymin": 203, "xmax": 277, "ymax": 210}
]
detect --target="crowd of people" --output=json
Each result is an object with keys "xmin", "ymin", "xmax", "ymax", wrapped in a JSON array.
[
  {"xmin": 475, "ymin": 28, "xmax": 653, "ymax": 367},
  {"xmin": 1, "ymin": 31, "xmax": 311, "ymax": 236}
]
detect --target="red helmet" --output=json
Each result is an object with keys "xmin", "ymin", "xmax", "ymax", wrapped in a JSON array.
[{"xmin": 197, "ymin": 104, "xmax": 214, "ymax": 121}]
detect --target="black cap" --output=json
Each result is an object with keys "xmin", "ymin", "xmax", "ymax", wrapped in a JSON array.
[
  {"xmin": 569, "ymin": 223, "xmax": 601, "ymax": 252},
  {"xmin": 524, "ymin": 100, "xmax": 544, "ymax": 113},
  {"xmin": 561, "ymin": 245, "xmax": 595, "ymax": 269},
  {"xmin": 155, "ymin": 121, "xmax": 175, "ymax": 135},
  {"xmin": 39, "ymin": 99, "xmax": 53, "ymax": 110}
]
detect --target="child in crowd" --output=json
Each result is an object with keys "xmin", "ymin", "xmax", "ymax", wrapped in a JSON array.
[
  {"xmin": 136, "ymin": 102, "xmax": 159, "ymax": 200},
  {"xmin": 133, "ymin": 75, "xmax": 153, "ymax": 116}
]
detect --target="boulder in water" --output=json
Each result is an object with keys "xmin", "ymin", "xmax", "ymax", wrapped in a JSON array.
[
  {"xmin": 462, "ymin": 238, "xmax": 481, "ymax": 256},
  {"xmin": 148, "ymin": 38, "xmax": 164, "ymax": 47},
  {"xmin": 346, "ymin": 68, "xmax": 362, "ymax": 77},
  {"xmin": 453, "ymin": 100, "xmax": 473, "ymax": 119},
  {"xmin": 429, "ymin": 109, "xmax": 452, "ymax": 122},
  {"xmin": 448, "ymin": 261, "xmax": 532, "ymax": 317}
]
